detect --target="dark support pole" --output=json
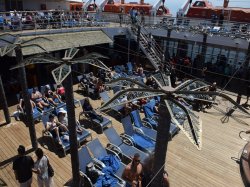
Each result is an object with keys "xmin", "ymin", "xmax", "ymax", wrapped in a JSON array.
[
  {"xmin": 137, "ymin": 25, "xmax": 141, "ymax": 63},
  {"xmin": 165, "ymin": 29, "xmax": 172, "ymax": 60},
  {"xmin": 63, "ymin": 73, "xmax": 80, "ymax": 187},
  {"xmin": 244, "ymin": 42, "xmax": 250, "ymax": 69},
  {"xmin": 201, "ymin": 33, "xmax": 207, "ymax": 65},
  {"xmin": 0, "ymin": 75, "xmax": 11, "ymax": 124},
  {"xmin": 15, "ymin": 45, "xmax": 37, "ymax": 149},
  {"xmin": 152, "ymin": 97, "xmax": 171, "ymax": 186}
]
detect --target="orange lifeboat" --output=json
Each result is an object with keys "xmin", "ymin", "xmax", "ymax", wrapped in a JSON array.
[
  {"xmin": 103, "ymin": 3, "xmax": 170, "ymax": 16},
  {"xmin": 186, "ymin": 0, "xmax": 250, "ymax": 22}
]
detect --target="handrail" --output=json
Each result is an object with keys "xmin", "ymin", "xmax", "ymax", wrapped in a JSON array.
[{"xmin": 0, "ymin": 10, "xmax": 249, "ymax": 41}]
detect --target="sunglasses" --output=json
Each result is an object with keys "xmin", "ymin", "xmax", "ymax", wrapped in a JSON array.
[{"xmin": 134, "ymin": 159, "xmax": 140, "ymax": 163}]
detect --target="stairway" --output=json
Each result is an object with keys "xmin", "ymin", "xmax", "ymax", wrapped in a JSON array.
[{"xmin": 128, "ymin": 24, "xmax": 164, "ymax": 70}]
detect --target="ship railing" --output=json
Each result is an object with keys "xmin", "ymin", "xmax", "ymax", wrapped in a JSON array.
[
  {"xmin": 0, "ymin": 10, "xmax": 249, "ymax": 36},
  {"xmin": 0, "ymin": 10, "xmax": 128, "ymax": 33},
  {"xmin": 143, "ymin": 16, "xmax": 249, "ymax": 40}
]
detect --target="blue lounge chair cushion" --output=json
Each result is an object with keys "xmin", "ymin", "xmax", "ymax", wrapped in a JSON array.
[
  {"xmin": 33, "ymin": 107, "xmax": 42, "ymax": 119},
  {"xmin": 169, "ymin": 123, "xmax": 179, "ymax": 137},
  {"xmin": 77, "ymin": 129, "xmax": 91, "ymax": 143},
  {"xmin": 144, "ymin": 118, "xmax": 158, "ymax": 128},
  {"xmin": 60, "ymin": 137, "xmax": 70, "ymax": 151},
  {"xmin": 119, "ymin": 144, "xmax": 148, "ymax": 163},
  {"xmin": 132, "ymin": 133, "xmax": 155, "ymax": 151},
  {"xmin": 140, "ymin": 127, "xmax": 157, "ymax": 140},
  {"xmin": 98, "ymin": 154, "xmax": 120, "ymax": 173},
  {"xmin": 93, "ymin": 117, "xmax": 111, "ymax": 128}
]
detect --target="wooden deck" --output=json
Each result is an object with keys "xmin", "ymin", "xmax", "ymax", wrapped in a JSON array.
[{"xmin": 0, "ymin": 87, "xmax": 249, "ymax": 187}]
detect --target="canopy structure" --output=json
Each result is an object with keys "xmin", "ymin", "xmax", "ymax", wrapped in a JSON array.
[{"xmin": 9, "ymin": 30, "xmax": 112, "ymax": 56}]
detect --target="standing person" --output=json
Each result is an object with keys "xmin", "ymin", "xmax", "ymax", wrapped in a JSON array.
[
  {"xmin": 33, "ymin": 148, "xmax": 54, "ymax": 187},
  {"xmin": 200, "ymin": 67, "xmax": 207, "ymax": 81},
  {"xmin": 122, "ymin": 153, "xmax": 143, "ymax": 187},
  {"xmin": 13, "ymin": 145, "xmax": 34, "ymax": 187}
]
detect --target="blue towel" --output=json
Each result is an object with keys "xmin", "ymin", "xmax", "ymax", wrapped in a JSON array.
[
  {"xmin": 95, "ymin": 167, "xmax": 119, "ymax": 187},
  {"xmin": 98, "ymin": 154, "xmax": 120, "ymax": 173}
]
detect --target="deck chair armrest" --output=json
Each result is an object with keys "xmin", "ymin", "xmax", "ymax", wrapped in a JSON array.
[
  {"xmin": 42, "ymin": 130, "xmax": 53, "ymax": 137},
  {"xmin": 106, "ymin": 143, "xmax": 123, "ymax": 157},
  {"xmin": 141, "ymin": 120, "xmax": 153, "ymax": 129},
  {"xmin": 79, "ymin": 171, "xmax": 94, "ymax": 187},
  {"xmin": 92, "ymin": 158, "xmax": 106, "ymax": 168},
  {"xmin": 76, "ymin": 120, "xmax": 80, "ymax": 126},
  {"xmin": 120, "ymin": 133, "xmax": 134, "ymax": 146},
  {"xmin": 106, "ymin": 147, "xmax": 121, "ymax": 162},
  {"xmin": 133, "ymin": 127, "xmax": 145, "ymax": 136}
]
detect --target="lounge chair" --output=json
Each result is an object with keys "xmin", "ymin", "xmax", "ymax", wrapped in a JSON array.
[
  {"xmin": 104, "ymin": 127, "xmax": 149, "ymax": 164},
  {"xmin": 143, "ymin": 100, "xmax": 181, "ymax": 140},
  {"xmin": 130, "ymin": 110, "xmax": 157, "ymax": 141},
  {"xmin": 100, "ymin": 91, "xmax": 123, "ymax": 119},
  {"xmin": 126, "ymin": 62, "xmax": 133, "ymax": 75},
  {"xmin": 121, "ymin": 116, "xmax": 155, "ymax": 154},
  {"xmin": 86, "ymin": 139, "xmax": 126, "ymax": 186},
  {"xmin": 77, "ymin": 146, "xmax": 95, "ymax": 186},
  {"xmin": 79, "ymin": 99, "xmax": 112, "ymax": 134},
  {"xmin": 16, "ymin": 93, "xmax": 43, "ymax": 122},
  {"xmin": 41, "ymin": 113, "xmax": 92, "ymax": 157}
]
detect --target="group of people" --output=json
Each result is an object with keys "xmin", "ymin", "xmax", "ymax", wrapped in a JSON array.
[
  {"xmin": 17, "ymin": 84, "xmax": 65, "ymax": 115},
  {"xmin": 80, "ymin": 72, "xmax": 106, "ymax": 98},
  {"xmin": 45, "ymin": 107, "xmax": 85, "ymax": 145},
  {"xmin": 13, "ymin": 145, "xmax": 54, "ymax": 187}
]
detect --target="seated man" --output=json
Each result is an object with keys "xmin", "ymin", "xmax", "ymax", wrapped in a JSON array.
[
  {"xmin": 31, "ymin": 88, "xmax": 50, "ymax": 109},
  {"xmin": 136, "ymin": 64, "xmax": 144, "ymax": 77},
  {"xmin": 82, "ymin": 98, "xmax": 103, "ymax": 122},
  {"xmin": 57, "ymin": 108, "xmax": 83, "ymax": 133},
  {"xmin": 122, "ymin": 153, "xmax": 143, "ymax": 187},
  {"xmin": 45, "ymin": 114, "xmax": 69, "ymax": 144}
]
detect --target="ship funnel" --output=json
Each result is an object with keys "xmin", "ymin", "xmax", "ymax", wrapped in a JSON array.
[
  {"xmin": 140, "ymin": 0, "xmax": 144, "ymax": 4},
  {"xmin": 223, "ymin": 0, "xmax": 229, "ymax": 8},
  {"xmin": 121, "ymin": 0, "xmax": 125, "ymax": 4}
]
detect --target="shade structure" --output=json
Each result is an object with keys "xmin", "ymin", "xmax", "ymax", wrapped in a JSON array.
[{"xmin": 9, "ymin": 30, "xmax": 112, "ymax": 56}]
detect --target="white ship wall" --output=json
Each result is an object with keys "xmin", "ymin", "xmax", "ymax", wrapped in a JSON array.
[{"xmin": 22, "ymin": 0, "xmax": 70, "ymax": 10}]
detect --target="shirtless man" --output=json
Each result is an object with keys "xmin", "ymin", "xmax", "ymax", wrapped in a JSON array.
[{"xmin": 122, "ymin": 153, "xmax": 143, "ymax": 187}]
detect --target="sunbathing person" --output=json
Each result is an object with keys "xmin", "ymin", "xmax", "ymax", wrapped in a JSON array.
[
  {"xmin": 45, "ymin": 114, "xmax": 69, "ymax": 144},
  {"xmin": 82, "ymin": 98, "xmax": 103, "ymax": 122},
  {"xmin": 44, "ymin": 85, "xmax": 62, "ymax": 106},
  {"xmin": 56, "ymin": 85, "xmax": 65, "ymax": 101},
  {"xmin": 122, "ymin": 153, "xmax": 143, "ymax": 187},
  {"xmin": 57, "ymin": 108, "xmax": 83, "ymax": 134},
  {"xmin": 31, "ymin": 88, "xmax": 50, "ymax": 109}
]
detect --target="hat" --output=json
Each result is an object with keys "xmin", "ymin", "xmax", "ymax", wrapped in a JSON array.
[{"xmin": 57, "ymin": 108, "xmax": 67, "ymax": 115}]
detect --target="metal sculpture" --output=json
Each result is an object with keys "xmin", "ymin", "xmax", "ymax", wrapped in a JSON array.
[{"xmin": 99, "ymin": 75, "xmax": 250, "ymax": 186}]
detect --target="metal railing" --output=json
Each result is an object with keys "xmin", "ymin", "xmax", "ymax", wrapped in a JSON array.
[{"xmin": 0, "ymin": 10, "xmax": 249, "ymax": 36}]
